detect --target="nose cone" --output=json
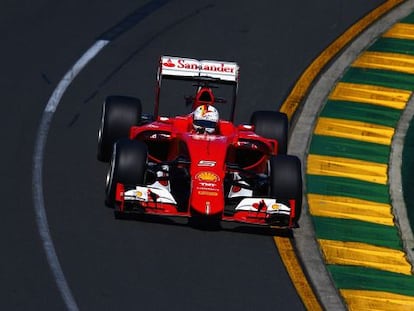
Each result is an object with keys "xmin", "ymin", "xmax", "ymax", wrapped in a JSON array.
[{"xmin": 190, "ymin": 172, "xmax": 225, "ymax": 217}]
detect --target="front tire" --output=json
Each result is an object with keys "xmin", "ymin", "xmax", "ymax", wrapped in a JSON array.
[
  {"xmin": 250, "ymin": 111, "xmax": 288, "ymax": 154},
  {"xmin": 105, "ymin": 139, "xmax": 148, "ymax": 207},
  {"xmin": 97, "ymin": 95, "xmax": 142, "ymax": 162},
  {"xmin": 269, "ymin": 155, "xmax": 302, "ymax": 224}
]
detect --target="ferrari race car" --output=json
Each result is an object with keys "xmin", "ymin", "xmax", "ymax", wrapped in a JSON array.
[{"xmin": 97, "ymin": 56, "xmax": 302, "ymax": 228}]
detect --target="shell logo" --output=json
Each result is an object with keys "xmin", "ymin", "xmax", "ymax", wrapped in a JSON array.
[
  {"xmin": 136, "ymin": 191, "xmax": 143, "ymax": 198},
  {"xmin": 196, "ymin": 171, "xmax": 220, "ymax": 182},
  {"xmin": 271, "ymin": 204, "xmax": 280, "ymax": 211}
]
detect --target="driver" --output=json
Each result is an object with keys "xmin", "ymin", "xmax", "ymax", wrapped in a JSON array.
[{"xmin": 192, "ymin": 104, "xmax": 219, "ymax": 134}]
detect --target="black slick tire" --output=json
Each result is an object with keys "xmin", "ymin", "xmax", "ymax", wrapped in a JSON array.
[
  {"xmin": 250, "ymin": 111, "xmax": 288, "ymax": 154},
  {"xmin": 105, "ymin": 139, "xmax": 148, "ymax": 207},
  {"xmin": 269, "ymin": 155, "xmax": 302, "ymax": 224},
  {"xmin": 97, "ymin": 96, "xmax": 142, "ymax": 162}
]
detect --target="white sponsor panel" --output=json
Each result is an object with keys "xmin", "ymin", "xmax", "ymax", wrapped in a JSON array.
[
  {"xmin": 160, "ymin": 56, "xmax": 239, "ymax": 82},
  {"xmin": 199, "ymin": 60, "xmax": 238, "ymax": 81},
  {"xmin": 161, "ymin": 56, "xmax": 199, "ymax": 77},
  {"xmin": 124, "ymin": 186, "xmax": 177, "ymax": 204},
  {"xmin": 235, "ymin": 198, "xmax": 290, "ymax": 215}
]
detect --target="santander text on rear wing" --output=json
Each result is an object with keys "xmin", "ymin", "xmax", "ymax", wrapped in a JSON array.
[{"xmin": 158, "ymin": 56, "xmax": 239, "ymax": 84}]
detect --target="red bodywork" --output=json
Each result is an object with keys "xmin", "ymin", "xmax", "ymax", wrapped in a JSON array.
[{"xmin": 113, "ymin": 115, "xmax": 296, "ymax": 228}]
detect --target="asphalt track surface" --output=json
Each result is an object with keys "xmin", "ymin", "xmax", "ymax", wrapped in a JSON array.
[{"xmin": 1, "ymin": 1, "xmax": 386, "ymax": 310}]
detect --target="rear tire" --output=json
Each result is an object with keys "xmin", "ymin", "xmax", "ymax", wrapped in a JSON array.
[
  {"xmin": 269, "ymin": 155, "xmax": 302, "ymax": 223},
  {"xmin": 105, "ymin": 139, "xmax": 148, "ymax": 207},
  {"xmin": 97, "ymin": 95, "xmax": 142, "ymax": 162},
  {"xmin": 250, "ymin": 111, "xmax": 288, "ymax": 154}
]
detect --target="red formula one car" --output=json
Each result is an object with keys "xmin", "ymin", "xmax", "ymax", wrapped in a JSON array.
[{"xmin": 97, "ymin": 56, "xmax": 302, "ymax": 228}]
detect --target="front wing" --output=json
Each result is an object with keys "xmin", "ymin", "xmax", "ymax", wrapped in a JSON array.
[{"xmin": 114, "ymin": 183, "xmax": 297, "ymax": 228}]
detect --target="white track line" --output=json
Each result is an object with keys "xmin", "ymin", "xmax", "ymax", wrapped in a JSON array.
[{"xmin": 32, "ymin": 39, "xmax": 109, "ymax": 311}]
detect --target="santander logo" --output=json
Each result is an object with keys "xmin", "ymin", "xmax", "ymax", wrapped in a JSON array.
[
  {"xmin": 163, "ymin": 58, "xmax": 235, "ymax": 73},
  {"xmin": 200, "ymin": 62, "xmax": 235, "ymax": 73},
  {"xmin": 163, "ymin": 58, "xmax": 175, "ymax": 67}
]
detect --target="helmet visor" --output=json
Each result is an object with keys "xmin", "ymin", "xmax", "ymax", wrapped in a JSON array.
[{"xmin": 193, "ymin": 119, "xmax": 216, "ymax": 130}]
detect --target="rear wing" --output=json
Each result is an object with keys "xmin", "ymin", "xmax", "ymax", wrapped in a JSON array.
[
  {"xmin": 154, "ymin": 56, "xmax": 240, "ymax": 120},
  {"xmin": 158, "ymin": 56, "xmax": 239, "ymax": 84}
]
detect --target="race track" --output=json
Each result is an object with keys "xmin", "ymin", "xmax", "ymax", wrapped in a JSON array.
[{"xmin": 0, "ymin": 0, "xmax": 385, "ymax": 310}]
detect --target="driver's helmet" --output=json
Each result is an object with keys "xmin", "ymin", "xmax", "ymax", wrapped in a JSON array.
[{"xmin": 193, "ymin": 105, "xmax": 219, "ymax": 134}]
